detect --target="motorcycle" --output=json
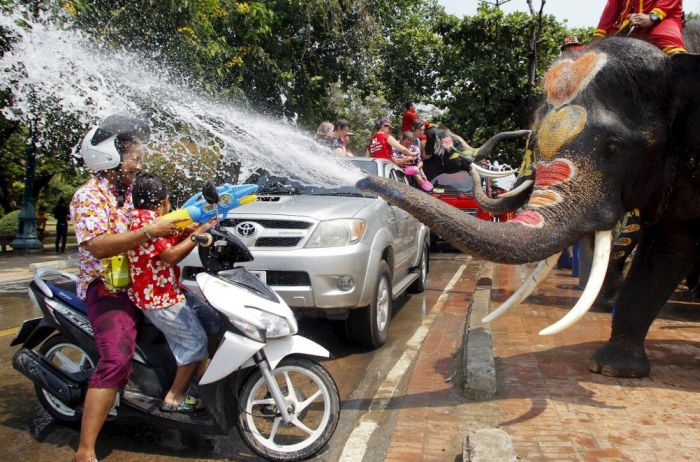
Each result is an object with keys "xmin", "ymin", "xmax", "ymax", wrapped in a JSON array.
[{"xmin": 11, "ymin": 181, "xmax": 340, "ymax": 461}]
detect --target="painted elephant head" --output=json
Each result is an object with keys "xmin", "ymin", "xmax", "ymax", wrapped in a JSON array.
[{"xmin": 357, "ymin": 37, "xmax": 700, "ymax": 375}]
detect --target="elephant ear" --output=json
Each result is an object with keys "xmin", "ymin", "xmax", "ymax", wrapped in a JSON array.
[{"xmin": 670, "ymin": 53, "xmax": 700, "ymax": 168}]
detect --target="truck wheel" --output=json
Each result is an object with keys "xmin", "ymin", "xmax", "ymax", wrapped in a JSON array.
[
  {"xmin": 409, "ymin": 243, "xmax": 429, "ymax": 293},
  {"xmin": 347, "ymin": 261, "xmax": 392, "ymax": 349}
]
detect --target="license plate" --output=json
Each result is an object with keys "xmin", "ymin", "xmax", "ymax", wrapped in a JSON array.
[{"xmin": 249, "ymin": 271, "xmax": 267, "ymax": 284}]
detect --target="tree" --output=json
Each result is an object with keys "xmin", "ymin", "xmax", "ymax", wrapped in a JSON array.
[{"xmin": 433, "ymin": 3, "xmax": 568, "ymax": 166}]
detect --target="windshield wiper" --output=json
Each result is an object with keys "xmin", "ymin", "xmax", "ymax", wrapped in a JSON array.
[
  {"xmin": 308, "ymin": 192, "xmax": 367, "ymax": 197},
  {"xmin": 260, "ymin": 185, "xmax": 299, "ymax": 195}
]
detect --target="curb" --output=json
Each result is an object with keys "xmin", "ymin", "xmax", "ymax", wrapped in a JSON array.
[
  {"xmin": 462, "ymin": 262, "xmax": 516, "ymax": 460},
  {"xmin": 464, "ymin": 428, "xmax": 517, "ymax": 462},
  {"xmin": 28, "ymin": 259, "xmax": 79, "ymax": 272},
  {"xmin": 462, "ymin": 261, "xmax": 495, "ymax": 400}
]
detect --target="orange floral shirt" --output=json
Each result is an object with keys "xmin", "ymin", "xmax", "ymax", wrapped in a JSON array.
[{"xmin": 70, "ymin": 176, "xmax": 132, "ymax": 300}]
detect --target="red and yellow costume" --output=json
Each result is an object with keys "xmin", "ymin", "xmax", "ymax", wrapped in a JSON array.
[{"xmin": 594, "ymin": 0, "xmax": 685, "ymax": 54}]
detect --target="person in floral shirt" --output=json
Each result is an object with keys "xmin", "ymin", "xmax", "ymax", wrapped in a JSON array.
[
  {"xmin": 70, "ymin": 116, "xmax": 178, "ymax": 462},
  {"xmin": 128, "ymin": 172, "xmax": 212, "ymax": 412}
]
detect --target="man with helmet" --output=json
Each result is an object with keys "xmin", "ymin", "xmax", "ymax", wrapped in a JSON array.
[{"xmin": 70, "ymin": 115, "xmax": 178, "ymax": 462}]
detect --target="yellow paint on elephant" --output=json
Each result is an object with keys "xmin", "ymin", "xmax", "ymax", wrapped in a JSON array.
[
  {"xmin": 528, "ymin": 190, "xmax": 562, "ymax": 208},
  {"xmin": 543, "ymin": 52, "xmax": 607, "ymax": 108},
  {"xmin": 518, "ymin": 148, "xmax": 534, "ymax": 178},
  {"xmin": 536, "ymin": 105, "xmax": 587, "ymax": 159},
  {"xmin": 623, "ymin": 223, "xmax": 641, "ymax": 233}
]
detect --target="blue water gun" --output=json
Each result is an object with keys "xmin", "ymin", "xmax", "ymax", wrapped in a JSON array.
[{"xmin": 163, "ymin": 183, "xmax": 258, "ymax": 228}]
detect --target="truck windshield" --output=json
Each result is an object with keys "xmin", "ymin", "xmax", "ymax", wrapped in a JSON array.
[
  {"xmin": 244, "ymin": 159, "xmax": 378, "ymax": 198},
  {"xmin": 431, "ymin": 171, "xmax": 474, "ymax": 194}
]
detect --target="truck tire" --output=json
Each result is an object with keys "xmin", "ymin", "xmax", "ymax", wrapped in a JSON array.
[
  {"xmin": 347, "ymin": 261, "xmax": 392, "ymax": 349},
  {"xmin": 409, "ymin": 243, "xmax": 429, "ymax": 293}
]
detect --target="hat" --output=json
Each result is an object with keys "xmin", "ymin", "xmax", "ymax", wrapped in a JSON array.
[
  {"xmin": 561, "ymin": 36, "xmax": 581, "ymax": 50},
  {"xmin": 375, "ymin": 117, "xmax": 394, "ymax": 130}
]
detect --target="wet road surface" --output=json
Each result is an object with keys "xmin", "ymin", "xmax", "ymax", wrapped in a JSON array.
[{"xmin": 0, "ymin": 251, "xmax": 468, "ymax": 461}]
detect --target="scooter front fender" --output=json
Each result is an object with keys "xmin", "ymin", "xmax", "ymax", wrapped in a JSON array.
[
  {"xmin": 242, "ymin": 335, "xmax": 330, "ymax": 370},
  {"xmin": 199, "ymin": 331, "xmax": 264, "ymax": 385}
]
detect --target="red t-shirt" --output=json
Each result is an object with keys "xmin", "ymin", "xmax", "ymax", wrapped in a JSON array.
[
  {"xmin": 401, "ymin": 110, "xmax": 420, "ymax": 133},
  {"xmin": 368, "ymin": 132, "xmax": 393, "ymax": 159},
  {"xmin": 127, "ymin": 209, "xmax": 184, "ymax": 310}
]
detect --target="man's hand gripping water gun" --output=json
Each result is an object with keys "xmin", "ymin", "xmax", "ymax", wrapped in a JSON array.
[{"xmin": 162, "ymin": 183, "xmax": 258, "ymax": 227}]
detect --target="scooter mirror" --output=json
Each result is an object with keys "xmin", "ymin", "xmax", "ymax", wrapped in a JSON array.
[{"xmin": 202, "ymin": 180, "xmax": 219, "ymax": 204}]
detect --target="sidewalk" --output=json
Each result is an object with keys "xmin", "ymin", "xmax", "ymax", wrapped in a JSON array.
[
  {"xmin": 385, "ymin": 261, "xmax": 700, "ymax": 461},
  {"xmin": 0, "ymin": 244, "xmax": 78, "ymax": 288}
]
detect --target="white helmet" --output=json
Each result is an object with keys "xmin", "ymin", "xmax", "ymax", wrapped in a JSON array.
[{"xmin": 76, "ymin": 115, "xmax": 150, "ymax": 172}]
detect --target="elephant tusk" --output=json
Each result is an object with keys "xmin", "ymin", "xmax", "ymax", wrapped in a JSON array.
[
  {"xmin": 482, "ymin": 253, "xmax": 559, "ymax": 323},
  {"xmin": 538, "ymin": 230, "xmax": 613, "ymax": 336},
  {"xmin": 471, "ymin": 164, "xmax": 518, "ymax": 178},
  {"xmin": 497, "ymin": 179, "xmax": 534, "ymax": 198}
]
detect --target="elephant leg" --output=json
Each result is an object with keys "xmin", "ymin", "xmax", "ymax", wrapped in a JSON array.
[{"xmin": 589, "ymin": 222, "xmax": 696, "ymax": 378}]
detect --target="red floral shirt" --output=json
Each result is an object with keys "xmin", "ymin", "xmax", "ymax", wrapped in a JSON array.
[{"xmin": 127, "ymin": 209, "xmax": 184, "ymax": 310}]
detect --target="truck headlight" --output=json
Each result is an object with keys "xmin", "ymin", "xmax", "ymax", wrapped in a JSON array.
[{"xmin": 305, "ymin": 219, "xmax": 366, "ymax": 248}]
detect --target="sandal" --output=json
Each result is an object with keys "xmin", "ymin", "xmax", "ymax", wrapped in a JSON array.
[
  {"xmin": 183, "ymin": 394, "xmax": 204, "ymax": 410},
  {"xmin": 160, "ymin": 396, "xmax": 197, "ymax": 413}
]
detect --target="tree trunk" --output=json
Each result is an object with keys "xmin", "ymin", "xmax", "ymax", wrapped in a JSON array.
[{"xmin": 520, "ymin": 0, "xmax": 546, "ymax": 127}]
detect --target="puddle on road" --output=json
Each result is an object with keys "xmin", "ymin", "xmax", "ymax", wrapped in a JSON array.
[{"xmin": 0, "ymin": 292, "xmax": 39, "ymax": 333}]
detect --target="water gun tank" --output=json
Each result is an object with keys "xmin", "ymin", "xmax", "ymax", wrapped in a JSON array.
[{"xmin": 162, "ymin": 183, "xmax": 258, "ymax": 227}]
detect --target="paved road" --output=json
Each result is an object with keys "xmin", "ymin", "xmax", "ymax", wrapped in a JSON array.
[{"xmin": 0, "ymin": 252, "xmax": 469, "ymax": 461}]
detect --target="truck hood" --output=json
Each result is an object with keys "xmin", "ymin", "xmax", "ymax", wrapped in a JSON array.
[{"xmin": 229, "ymin": 194, "xmax": 376, "ymax": 220}]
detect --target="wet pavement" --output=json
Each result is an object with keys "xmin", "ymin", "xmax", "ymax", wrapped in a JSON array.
[
  {"xmin": 5, "ymin": 245, "xmax": 700, "ymax": 461},
  {"xmin": 0, "ymin": 246, "xmax": 469, "ymax": 461}
]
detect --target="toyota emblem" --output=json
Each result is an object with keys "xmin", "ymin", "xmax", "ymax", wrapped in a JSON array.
[{"xmin": 235, "ymin": 222, "xmax": 257, "ymax": 238}]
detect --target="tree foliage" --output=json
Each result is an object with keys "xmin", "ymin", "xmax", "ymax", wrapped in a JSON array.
[
  {"xmin": 0, "ymin": 0, "xmax": 597, "ymax": 208},
  {"xmin": 433, "ymin": 4, "xmax": 569, "ymax": 165}
]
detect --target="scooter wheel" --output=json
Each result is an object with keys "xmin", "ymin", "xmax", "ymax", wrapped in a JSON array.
[
  {"xmin": 35, "ymin": 334, "xmax": 95, "ymax": 424},
  {"xmin": 237, "ymin": 357, "xmax": 340, "ymax": 461}
]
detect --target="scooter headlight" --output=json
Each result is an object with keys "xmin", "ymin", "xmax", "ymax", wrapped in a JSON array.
[
  {"xmin": 230, "ymin": 318, "xmax": 266, "ymax": 342},
  {"xmin": 229, "ymin": 308, "xmax": 296, "ymax": 342},
  {"xmin": 254, "ymin": 309, "xmax": 296, "ymax": 338}
]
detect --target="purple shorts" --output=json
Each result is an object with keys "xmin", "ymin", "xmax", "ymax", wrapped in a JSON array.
[{"xmin": 86, "ymin": 280, "xmax": 140, "ymax": 389}]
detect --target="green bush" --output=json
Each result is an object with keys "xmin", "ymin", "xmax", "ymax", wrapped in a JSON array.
[{"xmin": 0, "ymin": 210, "xmax": 20, "ymax": 235}]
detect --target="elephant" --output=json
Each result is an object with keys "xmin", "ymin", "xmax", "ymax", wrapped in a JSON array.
[
  {"xmin": 357, "ymin": 36, "xmax": 700, "ymax": 379},
  {"xmin": 419, "ymin": 124, "xmax": 529, "ymax": 184}
]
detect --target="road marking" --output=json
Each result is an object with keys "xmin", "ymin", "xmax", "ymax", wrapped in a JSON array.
[
  {"xmin": 0, "ymin": 327, "xmax": 19, "ymax": 337},
  {"xmin": 339, "ymin": 262, "xmax": 469, "ymax": 462}
]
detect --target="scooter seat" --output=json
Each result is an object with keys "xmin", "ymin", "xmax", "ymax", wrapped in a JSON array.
[{"xmin": 46, "ymin": 282, "xmax": 87, "ymax": 314}]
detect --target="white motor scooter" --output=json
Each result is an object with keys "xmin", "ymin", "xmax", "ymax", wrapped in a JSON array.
[{"xmin": 12, "ymin": 181, "xmax": 339, "ymax": 461}]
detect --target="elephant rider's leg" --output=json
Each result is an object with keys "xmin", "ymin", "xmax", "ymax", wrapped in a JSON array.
[
  {"xmin": 590, "ymin": 221, "xmax": 696, "ymax": 378},
  {"xmin": 647, "ymin": 17, "xmax": 686, "ymax": 54}
]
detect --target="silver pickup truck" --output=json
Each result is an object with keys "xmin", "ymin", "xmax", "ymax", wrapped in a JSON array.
[{"xmin": 179, "ymin": 158, "xmax": 430, "ymax": 348}]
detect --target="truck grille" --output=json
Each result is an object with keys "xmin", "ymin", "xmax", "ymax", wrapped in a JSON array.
[
  {"xmin": 267, "ymin": 271, "xmax": 310, "ymax": 286},
  {"xmin": 222, "ymin": 218, "xmax": 312, "ymax": 229},
  {"xmin": 255, "ymin": 237, "xmax": 302, "ymax": 247}
]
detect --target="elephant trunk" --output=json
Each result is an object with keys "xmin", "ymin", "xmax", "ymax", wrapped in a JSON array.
[
  {"xmin": 357, "ymin": 174, "xmax": 584, "ymax": 264},
  {"xmin": 472, "ymin": 130, "xmax": 531, "ymax": 161}
]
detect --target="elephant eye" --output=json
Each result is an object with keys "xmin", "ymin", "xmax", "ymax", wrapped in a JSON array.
[{"xmin": 606, "ymin": 137, "xmax": 624, "ymax": 156}]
